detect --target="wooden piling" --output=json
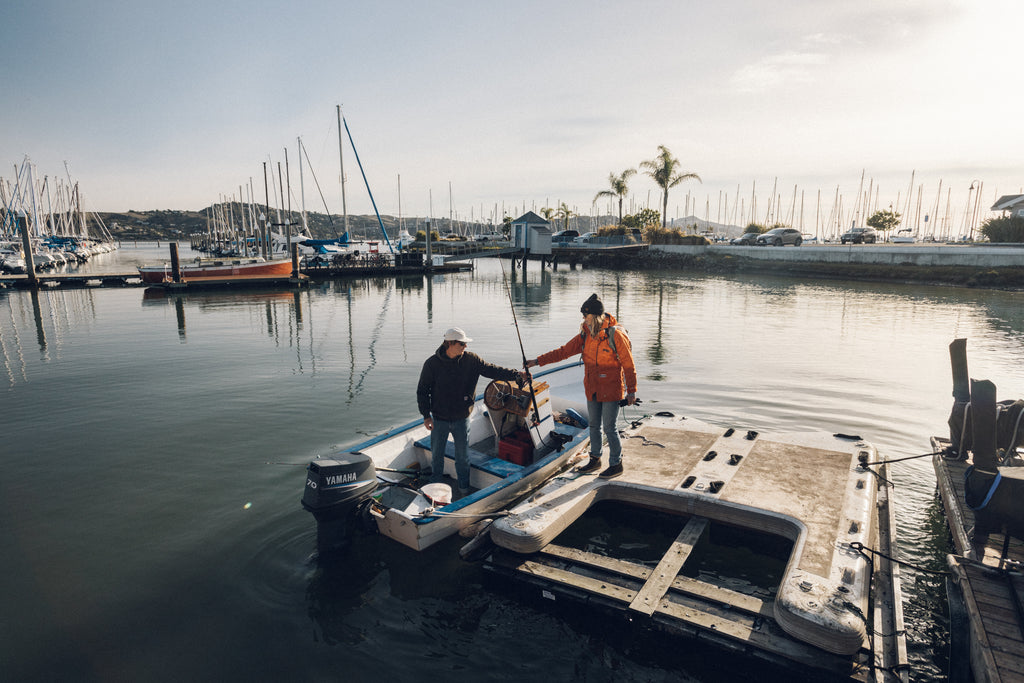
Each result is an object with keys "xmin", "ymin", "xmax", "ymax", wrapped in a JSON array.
[
  {"xmin": 19, "ymin": 221, "xmax": 38, "ymax": 288},
  {"xmin": 169, "ymin": 242, "xmax": 182, "ymax": 282}
]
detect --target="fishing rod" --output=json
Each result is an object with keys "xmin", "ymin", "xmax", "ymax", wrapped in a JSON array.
[{"xmin": 496, "ymin": 255, "xmax": 542, "ymax": 433}]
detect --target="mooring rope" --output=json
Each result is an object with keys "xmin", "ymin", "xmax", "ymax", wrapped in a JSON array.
[
  {"xmin": 419, "ymin": 509, "xmax": 511, "ymax": 520},
  {"xmin": 858, "ymin": 451, "xmax": 944, "ymax": 467},
  {"xmin": 848, "ymin": 541, "xmax": 950, "ymax": 576}
]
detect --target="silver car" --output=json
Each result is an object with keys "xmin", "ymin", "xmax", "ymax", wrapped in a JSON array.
[{"xmin": 755, "ymin": 228, "xmax": 802, "ymax": 246}]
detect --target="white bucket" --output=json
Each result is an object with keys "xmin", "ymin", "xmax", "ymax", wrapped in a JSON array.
[{"xmin": 419, "ymin": 483, "xmax": 452, "ymax": 505}]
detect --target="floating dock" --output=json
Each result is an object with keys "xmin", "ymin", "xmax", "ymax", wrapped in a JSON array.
[
  {"xmin": 0, "ymin": 261, "xmax": 472, "ymax": 290},
  {"xmin": 932, "ymin": 439, "xmax": 1024, "ymax": 683},
  {"xmin": 481, "ymin": 413, "xmax": 908, "ymax": 681}
]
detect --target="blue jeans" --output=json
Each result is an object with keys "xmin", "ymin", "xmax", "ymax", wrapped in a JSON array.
[
  {"xmin": 430, "ymin": 416, "xmax": 470, "ymax": 490},
  {"xmin": 587, "ymin": 400, "xmax": 622, "ymax": 466}
]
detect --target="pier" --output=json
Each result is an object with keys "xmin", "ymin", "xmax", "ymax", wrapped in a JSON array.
[
  {"xmin": 0, "ymin": 256, "xmax": 473, "ymax": 290},
  {"xmin": 932, "ymin": 447, "xmax": 1024, "ymax": 683},
  {"xmin": 930, "ymin": 338, "xmax": 1024, "ymax": 683}
]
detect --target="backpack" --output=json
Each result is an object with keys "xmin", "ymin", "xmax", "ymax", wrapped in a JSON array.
[{"xmin": 581, "ymin": 324, "xmax": 626, "ymax": 362}]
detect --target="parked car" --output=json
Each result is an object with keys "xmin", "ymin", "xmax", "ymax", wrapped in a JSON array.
[
  {"xmin": 755, "ymin": 228, "xmax": 802, "ymax": 246},
  {"xmin": 551, "ymin": 229, "xmax": 579, "ymax": 244},
  {"xmin": 840, "ymin": 227, "xmax": 877, "ymax": 244},
  {"xmin": 574, "ymin": 231, "xmax": 598, "ymax": 243},
  {"xmin": 730, "ymin": 232, "xmax": 759, "ymax": 245}
]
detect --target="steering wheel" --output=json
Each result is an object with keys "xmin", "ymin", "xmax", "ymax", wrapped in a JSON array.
[{"xmin": 484, "ymin": 379, "xmax": 515, "ymax": 411}]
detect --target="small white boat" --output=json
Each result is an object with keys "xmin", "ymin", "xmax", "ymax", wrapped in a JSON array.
[
  {"xmin": 302, "ymin": 361, "xmax": 592, "ymax": 551},
  {"xmin": 1, "ymin": 243, "xmax": 27, "ymax": 273},
  {"xmin": 890, "ymin": 229, "xmax": 916, "ymax": 244},
  {"xmin": 482, "ymin": 412, "xmax": 908, "ymax": 679}
]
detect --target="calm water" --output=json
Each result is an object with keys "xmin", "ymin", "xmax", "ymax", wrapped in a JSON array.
[{"xmin": 3, "ymin": 243, "xmax": 1024, "ymax": 682}]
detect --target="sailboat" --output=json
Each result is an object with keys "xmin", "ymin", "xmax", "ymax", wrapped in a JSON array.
[{"xmin": 272, "ymin": 107, "xmax": 397, "ymax": 261}]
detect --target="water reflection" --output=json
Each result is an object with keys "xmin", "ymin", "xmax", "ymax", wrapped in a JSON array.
[
  {"xmin": 142, "ymin": 288, "xmax": 306, "ymax": 345},
  {"xmin": 0, "ymin": 287, "xmax": 105, "ymax": 384}
]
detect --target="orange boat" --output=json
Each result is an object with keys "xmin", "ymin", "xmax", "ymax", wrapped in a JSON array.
[{"xmin": 138, "ymin": 257, "xmax": 294, "ymax": 284}]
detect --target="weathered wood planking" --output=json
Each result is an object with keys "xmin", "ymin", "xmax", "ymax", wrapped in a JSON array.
[
  {"xmin": 934, "ymin": 436, "xmax": 1024, "ymax": 683},
  {"xmin": 628, "ymin": 517, "xmax": 708, "ymax": 616},
  {"xmin": 492, "ymin": 543, "xmax": 867, "ymax": 679}
]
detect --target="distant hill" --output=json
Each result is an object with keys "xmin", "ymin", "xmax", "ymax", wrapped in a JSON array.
[
  {"xmin": 94, "ymin": 207, "xmax": 492, "ymax": 242},
  {"xmin": 88, "ymin": 208, "xmax": 744, "ymax": 241}
]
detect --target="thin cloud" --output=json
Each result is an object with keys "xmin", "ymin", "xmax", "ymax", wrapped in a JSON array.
[{"xmin": 730, "ymin": 50, "xmax": 829, "ymax": 93}]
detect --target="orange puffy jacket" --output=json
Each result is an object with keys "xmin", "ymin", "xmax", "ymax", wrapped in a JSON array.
[{"xmin": 536, "ymin": 313, "xmax": 637, "ymax": 403}]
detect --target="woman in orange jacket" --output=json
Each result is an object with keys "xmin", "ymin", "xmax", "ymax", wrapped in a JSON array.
[{"xmin": 525, "ymin": 293, "xmax": 637, "ymax": 478}]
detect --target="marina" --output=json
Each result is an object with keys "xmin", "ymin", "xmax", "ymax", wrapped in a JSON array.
[
  {"xmin": 3, "ymin": 250, "xmax": 1024, "ymax": 682},
  {"xmin": 6, "ymin": 1, "xmax": 1023, "ymax": 679}
]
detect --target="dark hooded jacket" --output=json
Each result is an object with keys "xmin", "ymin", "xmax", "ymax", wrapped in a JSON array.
[{"xmin": 417, "ymin": 344, "xmax": 520, "ymax": 420}]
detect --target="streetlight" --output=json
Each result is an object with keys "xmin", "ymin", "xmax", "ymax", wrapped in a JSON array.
[{"xmin": 967, "ymin": 180, "xmax": 980, "ymax": 241}]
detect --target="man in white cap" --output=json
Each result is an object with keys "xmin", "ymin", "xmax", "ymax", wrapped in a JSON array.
[{"xmin": 417, "ymin": 327, "xmax": 525, "ymax": 496}]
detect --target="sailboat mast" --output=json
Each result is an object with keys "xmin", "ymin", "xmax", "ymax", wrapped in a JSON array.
[
  {"xmin": 298, "ymin": 137, "xmax": 309, "ymax": 235},
  {"xmin": 336, "ymin": 105, "xmax": 349, "ymax": 236}
]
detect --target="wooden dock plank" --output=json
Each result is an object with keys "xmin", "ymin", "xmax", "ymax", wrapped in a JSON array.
[
  {"xmin": 948, "ymin": 550, "xmax": 1024, "ymax": 683},
  {"xmin": 499, "ymin": 548, "xmax": 858, "ymax": 676},
  {"xmin": 515, "ymin": 558, "xmax": 638, "ymax": 604},
  {"xmin": 933, "ymin": 437, "xmax": 1024, "ymax": 683},
  {"xmin": 540, "ymin": 543, "xmax": 651, "ymax": 580},
  {"xmin": 629, "ymin": 517, "xmax": 708, "ymax": 616},
  {"xmin": 540, "ymin": 543, "xmax": 772, "ymax": 618}
]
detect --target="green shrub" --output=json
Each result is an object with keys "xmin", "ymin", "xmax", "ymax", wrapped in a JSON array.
[
  {"xmin": 621, "ymin": 209, "xmax": 660, "ymax": 230},
  {"xmin": 645, "ymin": 226, "xmax": 709, "ymax": 245},
  {"xmin": 980, "ymin": 216, "xmax": 1024, "ymax": 243}
]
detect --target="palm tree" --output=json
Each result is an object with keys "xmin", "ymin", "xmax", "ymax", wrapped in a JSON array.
[
  {"xmin": 640, "ymin": 146, "xmax": 701, "ymax": 227},
  {"xmin": 540, "ymin": 207, "xmax": 556, "ymax": 222},
  {"xmin": 555, "ymin": 202, "xmax": 575, "ymax": 231},
  {"xmin": 593, "ymin": 168, "xmax": 636, "ymax": 225}
]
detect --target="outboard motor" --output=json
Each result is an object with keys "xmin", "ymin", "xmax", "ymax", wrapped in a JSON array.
[
  {"xmin": 302, "ymin": 453, "xmax": 378, "ymax": 553},
  {"xmin": 301, "ymin": 454, "xmax": 378, "ymax": 548},
  {"xmin": 302, "ymin": 452, "xmax": 378, "ymax": 519}
]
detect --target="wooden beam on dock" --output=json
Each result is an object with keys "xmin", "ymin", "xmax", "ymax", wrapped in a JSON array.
[
  {"xmin": 933, "ymin": 437, "xmax": 1024, "ymax": 682},
  {"xmin": 487, "ymin": 542, "xmax": 862, "ymax": 678},
  {"xmin": 629, "ymin": 516, "xmax": 708, "ymax": 616}
]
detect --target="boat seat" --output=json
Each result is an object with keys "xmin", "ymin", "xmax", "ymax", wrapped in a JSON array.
[{"xmin": 413, "ymin": 436, "xmax": 522, "ymax": 478}]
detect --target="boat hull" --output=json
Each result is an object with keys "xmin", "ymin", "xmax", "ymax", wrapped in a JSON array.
[{"xmin": 138, "ymin": 257, "xmax": 293, "ymax": 284}]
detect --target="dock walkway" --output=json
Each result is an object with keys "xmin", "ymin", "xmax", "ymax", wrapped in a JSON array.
[
  {"xmin": 0, "ymin": 261, "xmax": 471, "ymax": 290},
  {"xmin": 932, "ymin": 440, "xmax": 1024, "ymax": 683}
]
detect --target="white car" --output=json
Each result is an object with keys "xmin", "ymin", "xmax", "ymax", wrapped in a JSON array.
[{"xmin": 574, "ymin": 232, "xmax": 597, "ymax": 243}]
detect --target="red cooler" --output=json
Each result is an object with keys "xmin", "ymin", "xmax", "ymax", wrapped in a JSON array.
[{"xmin": 498, "ymin": 429, "xmax": 534, "ymax": 465}]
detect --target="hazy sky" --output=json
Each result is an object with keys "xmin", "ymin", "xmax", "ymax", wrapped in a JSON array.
[{"xmin": 4, "ymin": 0, "xmax": 1021, "ymax": 233}]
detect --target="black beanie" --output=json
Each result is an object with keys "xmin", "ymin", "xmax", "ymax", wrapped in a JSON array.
[{"xmin": 580, "ymin": 293, "xmax": 604, "ymax": 315}]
